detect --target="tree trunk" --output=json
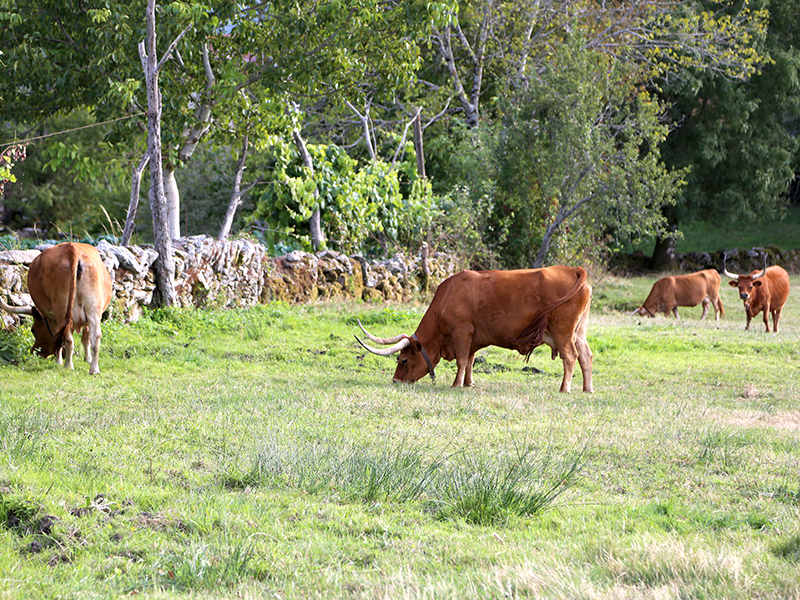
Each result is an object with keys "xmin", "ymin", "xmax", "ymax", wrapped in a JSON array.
[
  {"xmin": 164, "ymin": 167, "xmax": 181, "ymax": 239},
  {"xmin": 651, "ymin": 222, "xmax": 679, "ymax": 271},
  {"xmin": 121, "ymin": 151, "xmax": 149, "ymax": 246},
  {"xmin": 138, "ymin": 0, "xmax": 177, "ymax": 306},
  {"xmin": 292, "ymin": 128, "xmax": 324, "ymax": 251},
  {"xmin": 413, "ymin": 108, "xmax": 426, "ymax": 180},
  {"xmin": 218, "ymin": 135, "xmax": 248, "ymax": 241}
]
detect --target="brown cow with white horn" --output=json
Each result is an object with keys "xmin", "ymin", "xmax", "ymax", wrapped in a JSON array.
[
  {"xmin": 0, "ymin": 242, "xmax": 112, "ymax": 373},
  {"xmin": 631, "ymin": 269, "xmax": 724, "ymax": 320},
  {"xmin": 356, "ymin": 266, "xmax": 593, "ymax": 393},
  {"xmin": 724, "ymin": 255, "xmax": 790, "ymax": 333}
]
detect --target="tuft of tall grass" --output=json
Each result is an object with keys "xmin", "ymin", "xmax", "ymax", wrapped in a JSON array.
[
  {"xmin": 136, "ymin": 536, "xmax": 255, "ymax": 593},
  {"xmin": 224, "ymin": 433, "xmax": 584, "ymax": 525},
  {"xmin": 0, "ymin": 407, "xmax": 51, "ymax": 460},
  {"xmin": 428, "ymin": 445, "xmax": 585, "ymax": 526},
  {"xmin": 696, "ymin": 428, "xmax": 753, "ymax": 473}
]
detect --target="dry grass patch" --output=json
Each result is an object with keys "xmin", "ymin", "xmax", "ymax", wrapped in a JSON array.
[{"xmin": 705, "ymin": 409, "xmax": 800, "ymax": 432}]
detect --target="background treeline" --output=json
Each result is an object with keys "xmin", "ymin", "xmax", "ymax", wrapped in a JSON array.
[{"xmin": 2, "ymin": 0, "xmax": 799, "ymax": 272}]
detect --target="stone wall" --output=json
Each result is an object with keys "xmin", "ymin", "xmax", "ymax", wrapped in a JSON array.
[
  {"xmin": 611, "ymin": 245, "xmax": 800, "ymax": 276},
  {"xmin": 0, "ymin": 236, "xmax": 463, "ymax": 326}
]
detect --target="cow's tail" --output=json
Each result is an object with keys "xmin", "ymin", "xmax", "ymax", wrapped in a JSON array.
[
  {"xmin": 52, "ymin": 244, "xmax": 82, "ymax": 355},
  {"xmin": 515, "ymin": 268, "xmax": 588, "ymax": 360}
]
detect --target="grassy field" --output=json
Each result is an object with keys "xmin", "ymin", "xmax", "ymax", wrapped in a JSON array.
[
  {"xmin": 633, "ymin": 205, "xmax": 800, "ymax": 254},
  {"xmin": 0, "ymin": 275, "xmax": 799, "ymax": 598}
]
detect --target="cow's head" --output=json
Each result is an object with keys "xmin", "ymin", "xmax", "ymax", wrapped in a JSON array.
[
  {"xmin": 631, "ymin": 306, "xmax": 655, "ymax": 318},
  {"xmin": 724, "ymin": 256, "xmax": 767, "ymax": 308},
  {"xmin": 0, "ymin": 299, "xmax": 56, "ymax": 357},
  {"xmin": 354, "ymin": 319, "xmax": 435, "ymax": 383},
  {"xmin": 29, "ymin": 307, "xmax": 57, "ymax": 357}
]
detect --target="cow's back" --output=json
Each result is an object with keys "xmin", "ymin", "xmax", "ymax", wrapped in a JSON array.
[
  {"xmin": 27, "ymin": 243, "xmax": 112, "ymax": 325},
  {"xmin": 764, "ymin": 266, "xmax": 791, "ymax": 308},
  {"xmin": 428, "ymin": 267, "xmax": 587, "ymax": 346},
  {"xmin": 673, "ymin": 269, "xmax": 719, "ymax": 300}
]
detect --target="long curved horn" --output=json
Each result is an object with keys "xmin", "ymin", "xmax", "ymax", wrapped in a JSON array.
[
  {"xmin": 752, "ymin": 256, "xmax": 768, "ymax": 280},
  {"xmin": 722, "ymin": 255, "xmax": 739, "ymax": 279},
  {"xmin": 354, "ymin": 334, "xmax": 411, "ymax": 356},
  {"xmin": 0, "ymin": 298, "xmax": 33, "ymax": 315},
  {"xmin": 357, "ymin": 318, "xmax": 407, "ymax": 345}
]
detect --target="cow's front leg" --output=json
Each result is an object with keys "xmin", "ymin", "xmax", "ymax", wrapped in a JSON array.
[
  {"xmin": 763, "ymin": 304, "xmax": 771, "ymax": 332},
  {"xmin": 462, "ymin": 353, "xmax": 476, "ymax": 387},
  {"xmin": 450, "ymin": 331, "xmax": 474, "ymax": 387},
  {"xmin": 453, "ymin": 354, "xmax": 471, "ymax": 387},
  {"xmin": 672, "ymin": 307, "xmax": 680, "ymax": 319}
]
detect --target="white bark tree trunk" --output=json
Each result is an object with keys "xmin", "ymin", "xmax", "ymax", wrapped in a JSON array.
[
  {"xmin": 218, "ymin": 135, "xmax": 249, "ymax": 241},
  {"xmin": 292, "ymin": 128, "xmax": 324, "ymax": 251},
  {"xmin": 164, "ymin": 167, "xmax": 181, "ymax": 239}
]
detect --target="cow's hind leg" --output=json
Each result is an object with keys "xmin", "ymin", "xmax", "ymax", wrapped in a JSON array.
[
  {"xmin": 574, "ymin": 310, "xmax": 593, "ymax": 393},
  {"xmin": 557, "ymin": 341, "xmax": 578, "ymax": 393},
  {"xmin": 81, "ymin": 327, "xmax": 91, "ymax": 363},
  {"xmin": 772, "ymin": 307, "xmax": 782, "ymax": 333},
  {"xmin": 544, "ymin": 330, "xmax": 578, "ymax": 393},
  {"xmin": 87, "ymin": 318, "xmax": 103, "ymax": 375},
  {"xmin": 699, "ymin": 297, "xmax": 710, "ymax": 320},
  {"xmin": 62, "ymin": 330, "xmax": 75, "ymax": 370}
]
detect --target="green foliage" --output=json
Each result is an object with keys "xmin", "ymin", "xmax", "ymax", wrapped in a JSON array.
[
  {"xmin": 0, "ymin": 329, "xmax": 27, "ymax": 364},
  {"xmin": 2, "ymin": 110, "xmax": 129, "ymax": 238},
  {"xmin": 247, "ymin": 140, "xmax": 436, "ymax": 255},
  {"xmin": 657, "ymin": 0, "xmax": 800, "ymax": 230},
  {"xmin": 446, "ymin": 35, "xmax": 682, "ymax": 268}
]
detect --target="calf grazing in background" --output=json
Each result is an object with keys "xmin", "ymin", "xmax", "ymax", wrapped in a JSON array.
[
  {"xmin": 631, "ymin": 269, "xmax": 724, "ymax": 320},
  {"xmin": 0, "ymin": 242, "xmax": 113, "ymax": 373},
  {"xmin": 356, "ymin": 266, "xmax": 593, "ymax": 393},
  {"xmin": 724, "ymin": 259, "xmax": 790, "ymax": 333}
]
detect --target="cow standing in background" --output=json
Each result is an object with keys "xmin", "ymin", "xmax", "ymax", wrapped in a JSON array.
[
  {"xmin": 724, "ymin": 259, "xmax": 790, "ymax": 333},
  {"xmin": 631, "ymin": 269, "xmax": 724, "ymax": 320},
  {"xmin": 356, "ymin": 266, "xmax": 593, "ymax": 393},
  {"xmin": 0, "ymin": 242, "xmax": 113, "ymax": 374}
]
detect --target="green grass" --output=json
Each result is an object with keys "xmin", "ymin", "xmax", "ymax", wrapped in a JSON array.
[
  {"xmin": 0, "ymin": 280, "xmax": 799, "ymax": 598},
  {"xmin": 634, "ymin": 204, "xmax": 800, "ymax": 254}
]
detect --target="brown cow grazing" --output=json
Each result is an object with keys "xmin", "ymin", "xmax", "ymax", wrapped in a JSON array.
[
  {"xmin": 724, "ymin": 259, "xmax": 790, "ymax": 333},
  {"xmin": 0, "ymin": 242, "xmax": 112, "ymax": 373},
  {"xmin": 356, "ymin": 266, "xmax": 593, "ymax": 393},
  {"xmin": 631, "ymin": 269, "xmax": 724, "ymax": 320}
]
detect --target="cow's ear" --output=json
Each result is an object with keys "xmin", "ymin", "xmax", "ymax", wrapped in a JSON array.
[
  {"xmin": 728, "ymin": 280, "xmax": 739, "ymax": 287},
  {"xmin": 753, "ymin": 280, "xmax": 762, "ymax": 288},
  {"xmin": 31, "ymin": 307, "xmax": 44, "ymax": 321},
  {"xmin": 411, "ymin": 340, "xmax": 423, "ymax": 353}
]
